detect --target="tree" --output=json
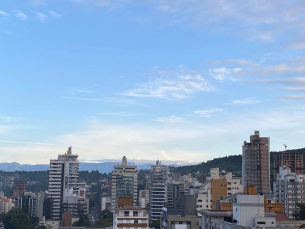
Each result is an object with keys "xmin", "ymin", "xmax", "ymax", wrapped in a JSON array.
[
  {"xmin": 149, "ymin": 220, "xmax": 160, "ymax": 229},
  {"xmin": 99, "ymin": 209, "xmax": 113, "ymax": 219},
  {"xmin": 293, "ymin": 203, "xmax": 305, "ymax": 219},
  {"xmin": 3, "ymin": 208, "xmax": 32, "ymax": 229},
  {"xmin": 31, "ymin": 216, "xmax": 40, "ymax": 228},
  {"xmin": 72, "ymin": 211, "xmax": 91, "ymax": 227},
  {"xmin": 92, "ymin": 210, "xmax": 113, "ymax": 228}
]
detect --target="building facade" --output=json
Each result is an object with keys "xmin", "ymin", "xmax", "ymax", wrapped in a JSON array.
[
  {"xmin": 48, "ymin": 147, "xmax": 87, "ymax": 219},
  {"xmin": 196, "ymin": 168, "xmax": 243, "ymax": 214},
  {"xmin": 273, "ymin": 151, "xmax": 303, "ymax": 180},
  {"xmin": 149, "ymin": 161, "xmax": 168, "ymax": 222},
  {"xmin": 111, "ymin": 156, "xmax": 138, "ymax": 212},
  {"xmin": 242, "ymin": 130, "xmax": 270, "ymax": 194},
  {"xmin": 200, "ymin": 194, "xmax": 293, "ymax": 229},
  {"xmin": 113, "ymin": 206, "xmax": 149, "ymax": 229},
  {"xmin": 273, "ymin": 166, "xmax": 305, "ymax": 219},
  {"xmin": 13, "ymin": 180, "xmax": 27, "ymax": 197}
]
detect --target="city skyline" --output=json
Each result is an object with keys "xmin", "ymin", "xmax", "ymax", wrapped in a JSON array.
[{"xmin": 1, "ymin": 0, "xmax": 305, "ymax": 164}]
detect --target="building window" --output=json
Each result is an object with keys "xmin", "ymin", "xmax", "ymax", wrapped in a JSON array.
[
  {"xmin": 134, "ymin": 220, "xmax": 138, "ymax": 223},
  {"xmin": 133, "ymin": 211, "xmax": 138, "ymax": 216},
  {"xmin": 124, "ymin": 211, "xmax": 129, "ymax": 216}
]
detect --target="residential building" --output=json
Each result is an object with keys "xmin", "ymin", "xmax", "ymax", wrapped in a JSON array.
[
  {"xmin": 216, "ymin": 192, "xmax": 284, "ymax": 214},
  {"xmin": 13, "ymin": 180, "xmax": 27, "ymax": 197},
  {"xmin": 101, "ymin": 184, "xmax": 112, "ymax": 211},
  {"xmin": 111, "ymin": 156, "xmax": 138, "ymax": 212},
  {"xmin": 273, "ymin": 166, "xmax": 305, "ymax": 219},
  {"xmin": 48, "ymin": 147, "xmax": 88, "ymax": 219},
  {"xmin": 161, "ymin": 195, "xmax": 199, "ymax": 229},
  {"xmin": 242, "ymin": 130, "xmax": 271, "ymax": 194},
  {"xmin": 273, "ymin": 151, "xmax": 303, "ymax": 180},
  {"xmin": 13, "ymin": 192, "xmax": 41, "ymax": 218},
  {"xmin": 139, "ymin": 188, "xmax": 149, "ymax": 208},
  {"xmin": 196, "ymin": 168, "xmax": 243, "ymax": 214},
  {"xmin": 149, "ymin": 160, "xmax": 168, "ymax": 222},
  {"xmin": 0, "ymin": 195, "xmax": 12, "ymax": 214},
  {"xmin": 200, "ymin": 194, "xmax": 295, "ymax": 229},
  {"xmin": 113, "ymin": 206, "xmax": 149, "ymax": 229},
  {"xmin": 62, "ymin": 185, "xmax": 89, "ymax": 218},
  {"xmin": 166, "ymin": 180, "xmax": 184, "ymax": 208}
]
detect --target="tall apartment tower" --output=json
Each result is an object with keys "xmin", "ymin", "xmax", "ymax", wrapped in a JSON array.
[
  {"xmin": 242, "ymin": 130, "xmax": 270, "ymax": 194},
  {"xmin": 149, "ymin": 161, "xmax": 168, "ymax": 222},
  {"xmin": 273, "ymin": 151, "xmax": 303, "ymax": 180},
  {"xmin": 48, "ymin": 147, "xmax": 80, "ymax": 219},
  {"xmin": 111, "ymin": 156, "xmax": 138, "ymax": 212}
]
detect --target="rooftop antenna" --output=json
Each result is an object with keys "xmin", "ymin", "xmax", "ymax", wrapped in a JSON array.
[{"xmin": 284, "ymin": 144, "xmax": 287, "ymax": 151}]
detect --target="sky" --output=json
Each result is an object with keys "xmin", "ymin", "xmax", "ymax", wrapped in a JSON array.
[{"xmin": 1, "ymin": 0, "xmax": 305, "ymax": 164}]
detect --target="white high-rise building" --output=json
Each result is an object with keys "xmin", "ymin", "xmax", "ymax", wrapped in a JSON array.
[
  {"xmin": 48, "ymin": 147, "xmax": 85, "ymax": 220},
  {"xmin": 111, "ymin": 156, "xmax": 138, "ymax": 212},
  {"xmin": 149, "ymin": 161, "xmax": 168, "ymax": 222},
  {"xmin": 273, "ymin": 166, "xmax": 305, "ymax": 219}
]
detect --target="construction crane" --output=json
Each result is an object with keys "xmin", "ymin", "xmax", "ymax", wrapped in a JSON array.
[{"xmin": 284, "ymin": 144, "xmax": 287, "ymax": 151}]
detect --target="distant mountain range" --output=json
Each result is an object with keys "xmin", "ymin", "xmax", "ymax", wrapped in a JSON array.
[
  {"xmin": 2, "ymin": 147, "xmax": 305, "ymax": 174},
  {"xmin": 0, "ymin": 161, "xmax": 182, "ymax": 173}
]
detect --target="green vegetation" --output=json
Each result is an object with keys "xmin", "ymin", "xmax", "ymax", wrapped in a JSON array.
[
  {"xmin": 3, "ymin": 208, "xmax": 33, "ymax": 229},
  {"xmin": 174, "ymin": 148, "xmax": 305, "ymax": 176},
  {"xmin": 79, "ymin": 170, "xmax": 111, "ymax": 184},
  {"xmin": 149, "ymin": 220, "xmax": 160, "ymax": 229},
  {"xmin": 72, "ymin": 211, "xmax": 91, "ymax": 227},
  {"xmin": 91, "ymin": 209, "xmax": 113, "ymax": 228},
  {"xmin": 292, "ymin": 203, "xmax": 305, "ymax": 219},
  {"xmin": 174, "ymin": 155, "xmax": 242, "ymax": 175}
]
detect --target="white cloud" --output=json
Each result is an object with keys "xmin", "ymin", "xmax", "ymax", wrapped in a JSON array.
[
  {"xmin": 66, "ymin": 89, "xmax": 94, "ymax": 95},
  {"xmin": 98, "ymin": 112, "xmax": 142, "ymax": 116},
  {"xmin": 232, "ymin": 98, "xmax": 260, "ymax": 105},
  {"xmin": 49, "ymin": 11, "xmax": 61, "ymax": 18},
  {"xmin": 287, "ymin": 40, "xmax": 305, "ymax": 50},
  {"xmin": 193, "ymin": 108, "xmax": 223, "ymax": 117},
  {"xmin": 122, "ymin": 74, "xmax": 211, "ymax": 99},
  {"xmin": 0, "ymin": 10, "xmax": 9, "ymax": 16},
  {"xmin": 1, "ymin": 108, "xmax": 305, "ymax": 164},
  {"xmin": 0, "ymin": 116, "xmax": 20, "ymax": 123},
  {"xmin": 154, "ymin": 116, "xmax": 184, "ymax": 123},
  {"xmin": 208, "ymin": 59, "xmax": 259, "ymax": 67},
  {"xmin": 15, "ymin": 10, "xmax": 27, "ymax": 20},
  {"xmin": 36, "ymin": 12, "xmax": 46, "ymax": 21},
  {"xmin": 209, "ymin": 67, "xmax": 242, "ymax": 81}
]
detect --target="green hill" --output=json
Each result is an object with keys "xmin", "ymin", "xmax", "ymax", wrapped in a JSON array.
[{"xmin": 174, "ymin": 148, "xmax": 305, "ymax": 176}]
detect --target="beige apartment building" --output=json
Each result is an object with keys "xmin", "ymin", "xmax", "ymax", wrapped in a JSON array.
[
  {"xmin": 196, "ymin": 168, "xmax": 243, "ymax": 215},
  {"xmin": 242, "ymin": 130, "xmax": 271, "ymax": 194}
]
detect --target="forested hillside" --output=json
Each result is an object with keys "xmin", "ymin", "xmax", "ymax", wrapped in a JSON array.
[{"xmin": 174, "ymin": 148, "xmax": 305, "ymax": 175}]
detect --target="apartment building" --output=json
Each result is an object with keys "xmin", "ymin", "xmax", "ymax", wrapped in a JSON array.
[
  {"xmin": 13, "ymin": 180, "xmax": 27, "ymax": 197},
  {"xmin": 149, "ymin": 160, "xmax": 168, "ymax": 222},
  {"xmin": 111, "ymin": 156, "xmax": 138, "ymax": 212},
  {"xmin": 242, "ymin": 130, "xmax": 271, "ymax": 194},
  {"xmin": 113, "ymin": 206, "xmax": 149, "ymax": 229},
  {"xmin": 200, "ymin": 194, "xmax": 294, "ymax": 229},
  {"xmin": 166, "ymin": 179, "xmax": 184, "ymax": 208},
  {"xmin": 273, "ymin": 166, "xmax": 305, "ymax": 219},
  {"xmin": 139, "ymin": 189, "xmax": 149, "ymax": 208},
  {"xmin": 274, "ymin": 151, "xmax": 303, "ymax": 180},
  {"xmin": 161, "ymin": 195, "xmax": 199, "ymax": 229},
  {"xmin": 48, "ymin": 147, "xmax": 87, "ymax": 219},
  {"xmin": 196, "ymin": 168, "xmax": 243, "ymax": 214}
]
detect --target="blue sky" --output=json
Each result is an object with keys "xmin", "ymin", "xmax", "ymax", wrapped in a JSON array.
[{"xmin": 1, "ymin": 0, "xmax": 305, "ymax": 164}]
